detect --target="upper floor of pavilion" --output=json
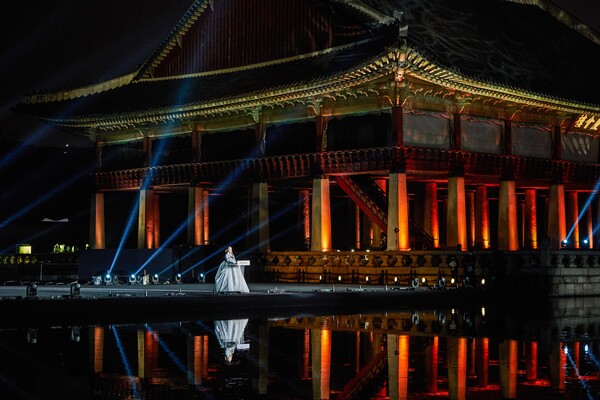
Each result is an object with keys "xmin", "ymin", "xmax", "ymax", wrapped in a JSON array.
[{"xmin": 13, "ymin": 0, "xmax": 600, "ymax": 175}]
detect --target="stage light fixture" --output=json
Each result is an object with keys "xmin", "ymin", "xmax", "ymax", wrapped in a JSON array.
[
  {"xmin": 152, "ymin": 274, "xmax": 159, "ymax": 284},
  {"xmin": 70, "ymin": 326, "xmax": 81, "ymax": 342},
  {"xmin": 411, "ymin": 311, "xmax": 420, "ymax": 325},
  {"xmin": 70, "ymin": 282, "xmax": 81, "ymax": 297},
  {"xmin": 135, "ymin": 275, "xmax": 143, "ymax": 284},
  {"xmin": 27, "ymin": 328, "xmax": 37, "ymax": 344},
  {"xmin": 175, "ymin": 273, "xmax": 182, "ymax": 284},
  {"xmin": 480, "ymin": 278, "xmax": 486, "ymax": 286},
  {"xmin": 365, "ymin": 276, "xmax": 370, "ymax": 284},
  {"xmin": 421, "ymin": 277, "xmax": 427, "ymax": 287},
  {"xmin": 337, "ymin": 275, "xmax": 342, "ymax": 282},
  {"xmin": 450, "ymin": 277, "xmax": 456, "ymax": 286},
  {"xmin": 410, "ymin": 276, "xmax": 419, "ymax": 289},
  {"xmin": 394, "ymin": 276, "xmax": 399, "ymax": 285},
  {"xmin": 26, "ymin": 283, "xmax": 38, "ymax": 297},
  {"xmin": 198, "ymin": 273, "xmax": 205, "ymax": 283},
  {"xmin": 438, "ymin": 276, "xmax": 446, "ymax": 288},
  {"xmin": 128, "ymin": 274, "xmax": 136, "ymax": 284},
  {"xmin": 104, "ymin": 273, "xmax": 112, "ymax": 285}
]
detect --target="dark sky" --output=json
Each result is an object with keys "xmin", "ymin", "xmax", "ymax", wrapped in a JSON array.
[{"xmin": 0, "ymin": 0, "xmax": 598, "ymax": 148}]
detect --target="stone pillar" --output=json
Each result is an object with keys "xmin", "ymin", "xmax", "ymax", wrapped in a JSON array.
[
  {"xmin": 524, "ymin": 189, "xmax": 538, "ymax": 249},
  {"xmin": 90, "ymin": 192, "xmax": 105, "ymax": 249},
  {"xmin": 475, "ymin": 337, "xmax": 489, "ymax": 387},
  {"xmin": 311, "ymin": 178, "xmax": 332, "ymax": 252},
  {"xmin": 187, "ymin": 335, "xmax": 208, "ymax": 385},
  {"xmin": 138, "ymin": 189, "xmax": 155, "ymax": 249},
  {"xmin": 387, "ymin": 334, "xmax": 409, "ymax": 400},
  {"xmin": 567, "ymin": 191, "xmax": 579, "ymax": 248},
  {"xmin": 499, "ymin": 339, "xmax": 518, "ymax": 399},
  {"xmin": 467, "ymin": 191, "xmax": 475, "ymax": 249},
  {"xmin": 447, "ymin": 337, "xmax": 467, "ymax": 400},
  {"xmin": 387, "ymin": 172, "xmax": 410, "ymax": 251},
  {"xmin": 548, "ymin": 183, "xmax": 566, "ymax": 249},
  {"xmin": 498, "ymin": 179, "xmax": 518, "ymax": 250},
  {"xmin": 251, "ymin": 181, "xmax": 270, "ymax": 253},
  {"xmin": 424, "ymin": 182, "xmax": 440, "ymax": 248},
  {"xmin": 188, "ymin": 186, "xmax": 205, "ymax": 246},
  {"xmin": 311, "ymin": 325, "xmax": 331, "ymax": 400},
  {"xmin": 475, "ymin": 186, "xmax": 490, "ymax": 249},
  {"xmin": 447, "ymin": 176, "xmax": 467, "ymax": 251}
]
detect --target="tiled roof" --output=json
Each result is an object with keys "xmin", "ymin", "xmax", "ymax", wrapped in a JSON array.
[
  {"xmin": 15, "ymin": 0, "xmax": 600, "ymax": 125},
  {"xmin": 15, "ymin": 32, "xmax": 397, "ymax": 123}
]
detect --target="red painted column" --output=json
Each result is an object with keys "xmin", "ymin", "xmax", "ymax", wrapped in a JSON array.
[
  {"xmin": 424, "ymin": 182, "xmax": 440, "ymax": 248},
  {"xmin": 447, "ymin": 176, "xmax": 467, "ymax": 251},
  {"xmin": 476, "ymin": 186, "xmax": 490, "ymax": 249},
  {"xmin": 567, "ymin": 191, "xmax": 580, "ymax": 248},
  {"xmin": 548, "ymin": 183, "xmax": 566, "ymax": 249},
  {"xmin": 524, "ymin": 189, "xmax": 538, "ymax": 249},
  {"xmin": 499, "ymin": 339, "xmax": 518, "ymax": 399},
  {"xmin": 525, "ymin": 341, "xmax": 538, "ymax": 381}
]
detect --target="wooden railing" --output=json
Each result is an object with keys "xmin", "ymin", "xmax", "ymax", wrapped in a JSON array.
[{"xmin": 95, "ymin": 146, "xmax": 600, "ymax": 190}]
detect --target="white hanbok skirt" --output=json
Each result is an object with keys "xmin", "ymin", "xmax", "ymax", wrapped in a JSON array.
[{"xmin": 214, "ymin": 261, "xmax": 249, "ymax": 293}]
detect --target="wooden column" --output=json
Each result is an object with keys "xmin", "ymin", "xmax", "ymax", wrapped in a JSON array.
[
  {"xmin": 424, "ymin": 182, "xmax": 440, "ymax": 248},
  {"xmin": 138, "ymin": 189, "xmax": 155, "ymax": 249},
  {"xmin": 499, "ymin": 339, "xmax": 518, "ymax": 399},
  {"xmin": 525, "ymin": 341, "xmax": 538, "ymax": 382},
  {"xmin": 387, "ymin": 334, "xmax": 409, "ymax": 400},
  {"xmin": 467, "ymin": 191, "xmax": 475, "ymax": 249},
  {"xmin": 311, "ymin": 178, "xmax": 331, "ymax": 252},
  {"xmin": 548, "ymin": 183, "xmax": 566, "ymax": 249},
  {"xmin": 475, "ymin": 337, "xmax": 489, "ymax": 387},
  {"xmin": 498, "ymin": 179, "xmax": 518, "ymax": 250},
  {"xmin": 188, "ymin": 186, "xmax": 205, "ymax": 246},
  {"xmin": 425, "ymin": 336, "xmax": 439, "ymax": 393},
  {"xmin": 567, "ymin": 191, "xmax": 580, "ymax": 248},
  {"xmin": 153, "ymin": 192, "xmax": 160, "ymax": 247},
  {"xmin": 447, "ymin": 176, "xmax": 467, "ymax": 250},
  {"xmin": 391, "ymin": 106, "xmax": 403, "ymax": 146},
  {"xmin": 524, "ymin": 189, "xmax": 538, "ymax": 249},
  {"xmin": 311, "ymin": 325, "xmax": 331, "ymax": 400},
  {"xmin": 251, "ymin": 181, "xmax": 270, "ymax": 253},
  {"xmin": 299, "ymin": 190, "xmax": 311, "ymax": 250},
  {"xmin": 586, "ymin": 205, "xmax": 594, "ymax": 248},
  {"xmin": 90, "ymin": 192, "xmax": 105, "ymax": 249},
  {"xmin": 475, "ymin": 186, "xmax": 490, "ymax": 249},
  {"xmin": 447, "ymin": 337, "xmax": 467, "ymax": 400},
  {"xmin": 387, "ymin": 172, "xmax": 410, "ymax": 251}
]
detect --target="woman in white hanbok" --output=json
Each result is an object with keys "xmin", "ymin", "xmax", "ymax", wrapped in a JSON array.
[
  {"xmin": 215, "ymin": 318, "xmax": 248, "ymax": 364},
  {"xmin": 213, "ymin": 246, "xmax": 249, "ymax": 294}
]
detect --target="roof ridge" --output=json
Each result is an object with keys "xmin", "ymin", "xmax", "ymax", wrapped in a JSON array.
[
  {"xmin": 504, "ymin": 0, "xmax": 600, "ymax": 45},
  {"xmin": 139, "ymin": 35, "xmax": 389, "ymax": 83}
]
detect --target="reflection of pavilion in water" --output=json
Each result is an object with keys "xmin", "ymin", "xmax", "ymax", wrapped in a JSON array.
[{"xmin": 84, "ymin": 303, "xmax": 600, "ymax": 399}]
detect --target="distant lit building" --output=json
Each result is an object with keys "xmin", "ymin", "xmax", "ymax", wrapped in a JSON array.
[{"xmin": 16, "ymin": 0, "xmax": 600, "ymax": 254}]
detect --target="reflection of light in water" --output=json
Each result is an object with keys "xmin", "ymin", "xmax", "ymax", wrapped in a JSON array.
[
  {"xmin": 584, "ymin": 343, "xmax": 600, "ymax": 371},
  {"xmin": 147, "ymin": 325, "xmax": 188, "ymax": 375},
  {"xmin": 564, "ymin": 344, "xmax": 595, "ymax": 400},
  {"xmin": 111, "ymin": 326, "xmax": 141, "ymax": 400}
]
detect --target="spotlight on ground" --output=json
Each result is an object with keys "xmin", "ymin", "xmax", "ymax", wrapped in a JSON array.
[
  {"xmin": 70, "ymin": 282, "xmax": 81, "ymax": 297},
  {"xmin": 198, "ymin": 273, "xmax": 205, "ymax": 284},
  {"xmin": 410, "ymin": 276, "xmax": 419, "ymax": 289},
  {"xmin": 337, "ymin": 275, "xmax": 342, "ymax": 283},
  {"xmin": 438, "ymin": 276, "xmax": 446, "ymax": 288},
  {"xmin": 393, "ymin": 276, "xmax": 399, "ymax": 285},
  {"xmin": 175, "ymin": 273, "xmax": 182, "ymax": 284},
  {"xmin": 104, "ymin": 273, "xmax": 113, "ymax": 285},
  {"xmin": 92, "ymin": 276, "xmax": 102, "ymax": 285},
  {"xmin": 70, "ymin": 326, "xmax": 81, "ymax": 342},
  {"xmin": 128, "ymin": 274, "xmax": 136, "ymax": 285},
  {"xmin": 26, "ymin": 282, "xmax": 38, "ymax": 297},
  {"xmin": 411, "ymin": 311, "xmax": 420, "ymax": 325},
  {"xmin": 562, "ymin": 239, "xmax": 568, "ymax": 248},
  {"xmin": 365, "ymin": 276, "xmax": 370, "ymax": 284},
  {"xmin": 152, "ymin": 274, "xmax": 159, "ymax": 284},
  {"xmin": 421, "ymin": 277, "xmax": 427, "ymax": 287}
]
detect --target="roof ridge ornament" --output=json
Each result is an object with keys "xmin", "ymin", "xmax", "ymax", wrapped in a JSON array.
[{"xmin": 393, "ymin": 11, "xmax": 408, "ymax": 39}]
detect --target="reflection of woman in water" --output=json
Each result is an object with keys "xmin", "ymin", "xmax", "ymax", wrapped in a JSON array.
[
  {"xmin": 214, "ymin": 246, "xmax": 249, "ymax": 294},
  {"xmin": 215, "ymin": 318, "xmax": 248, "ymax": 364}
]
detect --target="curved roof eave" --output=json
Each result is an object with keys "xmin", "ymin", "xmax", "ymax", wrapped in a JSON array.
[{"xmin": 34, "ymin": 43, "xmax": 600, "ymax": 131}]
